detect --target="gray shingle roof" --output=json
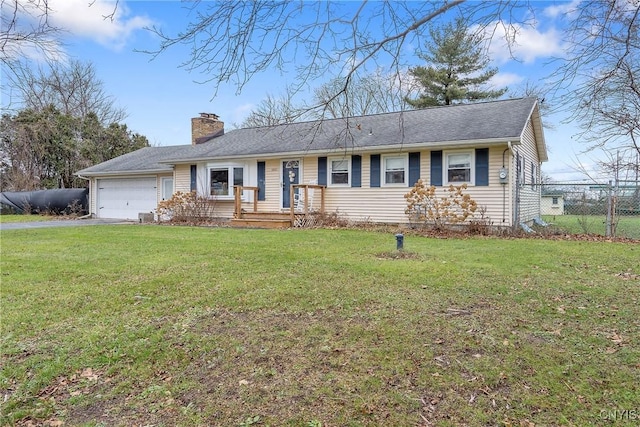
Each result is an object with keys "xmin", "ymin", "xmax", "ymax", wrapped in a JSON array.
[
  {"xmin": 168, "ymin": 97, "xmax": 539, "ymax": 162},
  {"xmin": 77, "ymin": 97, "xmax": 540, "ymax": 175},
  {"xmin": 76, "ymin": 145, "xmax": 186, "ymax": 176}
]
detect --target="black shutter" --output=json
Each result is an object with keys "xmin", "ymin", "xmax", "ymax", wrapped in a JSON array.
[
  {"xmin": 190, "ymin": 165, "xmax": 197, "ymax": 191},
  {"xmin": 430, "ymin": 151, "xmax": 443, "ymax": 186},
  {"xmin": 370, "ymin": 154, "xmax": 381, "ymax": 187},
  {"xmin": 318, "ymin": 157, "xmax": 327, "ymax": 186},
  {"xmin": 351, "ymin": 155, "xmax": 362, "ymax": 187},
  {"xmin": 475, "ymin": 148, "xmax": 489, "ymax": 186},
  {"xmin": 257, "ymin": 161, "xmax": 266, "ymax": 201},
  {"xmin": 408, "ymin": 152, "xmax": 420, "ymax": 186}
]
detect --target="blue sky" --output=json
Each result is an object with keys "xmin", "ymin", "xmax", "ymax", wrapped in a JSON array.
[{"xmin": 2, "ymin": 0, "xmax": 598, "ymax": 181}]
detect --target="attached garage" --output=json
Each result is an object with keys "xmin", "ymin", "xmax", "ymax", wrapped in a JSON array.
[
  {"xmin": 96, "ymin": 177, "xmax": 158, "ymax": 219},
  {"xmin": 76, "ymin": 146, "xmax": 186, "ymax": 219}
]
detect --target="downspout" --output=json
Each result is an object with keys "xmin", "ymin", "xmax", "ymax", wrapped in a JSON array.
[
  {"xmin": 502, "ymin": 142, "xmax": 513, "ymax": 226},
  {"xmin": 75, "ymin": 174, "xmax": 94, "ymax": 219},
  {"xmin": 512, "ymin": 144, "xmax": 521, "ymax": 231}
]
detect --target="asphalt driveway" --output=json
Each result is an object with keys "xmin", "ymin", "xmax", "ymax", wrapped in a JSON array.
[{"xmin": 0, "ymin": 218, "xmax": 134, "ymax": 230}]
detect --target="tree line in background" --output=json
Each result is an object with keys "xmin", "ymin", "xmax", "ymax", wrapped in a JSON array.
[
  {"xmin": 0, "ymin": 60, "xmax": 149, "ymax": 191},
  {"xmin": 1, "ymin": 107, "xmax": 148, "ymax": 190}
]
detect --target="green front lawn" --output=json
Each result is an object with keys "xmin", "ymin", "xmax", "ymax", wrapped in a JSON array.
[
  {"xmin": 542, "ymin": 214, "xmax": 640, "ymax": 239},
  {"xmin": 1, "ymin": 225, "xmax": 638, "ymax": 426}
]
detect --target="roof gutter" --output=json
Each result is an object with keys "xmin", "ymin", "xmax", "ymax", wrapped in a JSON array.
[{"xmin": 73, "ymin": 169, "xmax": 173, "ymax": 178}]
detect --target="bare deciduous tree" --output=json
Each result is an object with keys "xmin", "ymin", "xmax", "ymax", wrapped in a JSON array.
[
  {"xmin": 313, "ymin": 70, "xmax": 419, "ymax": 119},
  {"xmin": 6, "ymin": 59, "xmax": 127, "ymax": 124},
  {"xmin": 592, "ymin": 149, "xmax": 640, "ymax": 182},
  {"xmin": 551, "ymin": 0, "xmax": 640, "ymax": 156},
  {"xmin": 241, "ymin": 69, "xmax": 419, "ymax": 130},
  {"xmin": 143, "ymin": 1, "xmax": 525, "ymax": 115},
  {"xmin": 241, "ymin": 87, "xmax": 306, "ymax": 128},
  {"xmin": 0, "ymin": 0, "xmax": 64, "ymax": 66},
  {"xmin": 508, "ymin": 80, "xmax": 554, "ymax": 129},
  {"xmin": 144, "ymin": 1, "xmax": 637, "ymax": 159}
]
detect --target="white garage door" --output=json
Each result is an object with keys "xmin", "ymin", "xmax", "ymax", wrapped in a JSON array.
[{"xmin": 97, "ymin": 177, "xmax": 158, "ymax": 219}]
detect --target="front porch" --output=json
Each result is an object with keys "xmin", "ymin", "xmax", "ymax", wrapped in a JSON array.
[{"xmin": 230, "ymin": 184, "xmax": 326, "ymax": 228}]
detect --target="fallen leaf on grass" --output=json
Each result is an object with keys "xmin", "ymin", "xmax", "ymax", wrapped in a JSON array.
[
  {"xmin": 608, "ymin": 332, "xmax": 624, "ymax": 345},
  {"xmin": 446, "ymin": 308, "xmax": 471, "ymax": 316},
  {"xmin": 503, "ymin": 419, "xmax": 535, "ymax": 427},
  {"xmin": 615, "ymin": 270, "xmax": 640, "ymax": 280},
  {"xmin": 80, "ymin": 368, "xmax": 98, "ymax": 381}
]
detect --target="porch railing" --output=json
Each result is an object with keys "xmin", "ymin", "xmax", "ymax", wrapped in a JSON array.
[
  {"xmin": 233, "ymin": 184, "xmax": 326, "ymax": 225},
  {"xmin": 290, "ymin": 183, "xmax": 326, "ymax": 223},
  {"xmin": 233, "ymin": 186, "xmax": 259, "ymax": 218}
]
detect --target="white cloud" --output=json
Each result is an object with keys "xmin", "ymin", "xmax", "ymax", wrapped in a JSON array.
[
  {"xmin": 490, "ymin": 72, "xmax": 524, "ymax": 89},
  {"xmin": 483, "ymin": 23, "xmax": 567, "ymax": 65},
  {"xmin": 48, "ymin": 0, "xmax": 153, "ymax": 50},
  {"xmin": 543, "ymin": 0, "xmax": 582, "ymax": 19},
  {"xmin": 232, "ymin": 103, "xmax": 255, "ymax": 124}
]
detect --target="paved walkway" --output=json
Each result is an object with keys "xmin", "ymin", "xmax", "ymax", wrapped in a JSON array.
[{"xmin": 0, "ymin": 218, "xmax": 135, "ymax": 230}]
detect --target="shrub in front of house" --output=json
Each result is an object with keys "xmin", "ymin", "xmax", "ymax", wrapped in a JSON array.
[
  {"xmin": 404, "ymin": 180, "xmax": 484, "ymax": 231},
  {"xmin": 157, "ymin": 191, "xmax": 216, "ymax": 223}
]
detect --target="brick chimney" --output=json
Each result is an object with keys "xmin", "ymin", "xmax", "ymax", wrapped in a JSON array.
[{"xmin": 191, "ymin": 113, "xmax": 224, "ymax": 145}]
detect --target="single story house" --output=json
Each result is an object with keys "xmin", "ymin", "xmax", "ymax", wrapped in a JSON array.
[{"xmin": 76, "ymin": 97, "xmax": 548, "ymax": 228}]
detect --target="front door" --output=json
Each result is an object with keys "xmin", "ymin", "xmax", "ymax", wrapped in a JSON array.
[{"xmin": 282, "ymin": 160, "xmax": 299, "ymax": 208}]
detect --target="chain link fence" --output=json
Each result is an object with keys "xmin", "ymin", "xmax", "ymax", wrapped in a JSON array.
[{"xmin": 535, "ymin": 181, "xmax": 640, "ymax": 239}]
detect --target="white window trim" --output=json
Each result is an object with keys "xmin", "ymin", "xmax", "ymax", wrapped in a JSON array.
[
  {"xmin": 444, "ymin": 150, "xmax": 475, "ymax": 186},
  {"xmin": 381, "ymin": 154, "xmax": 408, "ymax": 187},
  {"xmin": 328, "ymin": 157, "xmax": 351, "ymax": 187},
  {"xmin": 161, "ymin": 177, "xmax": 174, "ymax": 201},
  {"xmin": 206, "ymin": 163, "xmax": 247, "ymax": 200},
  {"xmin": 531, "ymin": 161, "xmax": 537, "ymax": 188}
]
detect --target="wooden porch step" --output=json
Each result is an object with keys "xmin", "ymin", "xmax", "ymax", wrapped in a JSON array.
[
  {"xmin": 230, "ymin": 218, "xmax": 292, "ymax": 229},
  {"xmin": 230, "ymin": 212, "xmax": 293, "ymax": 229},
  {"xmin": 241, "ymin": 211, "xmax": 291, "ymax": 220}
]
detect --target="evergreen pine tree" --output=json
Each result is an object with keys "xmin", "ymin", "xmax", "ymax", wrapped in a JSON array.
[{"xmin": 406, "ymin": 18, "xmax": 507, "ymax": 107}]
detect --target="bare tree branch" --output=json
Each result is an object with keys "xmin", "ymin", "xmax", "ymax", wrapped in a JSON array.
[
  {"xmin": 140, "ymin": 1, "xmax": 540, "ymax": 127},
  {"xmin": 550, "ymin": 0, "xmax": 640, "ymax": 157},
  {"xmin": 6, "ymin": 59, "xmax": 127, "ymax": 124},
  {"xmin": 0, "ymin": 0, "xmax": 64, "ymax": 65},
  {"xmin": 141, "ymin": 2, "xmax": 504, "ymax": 97}
]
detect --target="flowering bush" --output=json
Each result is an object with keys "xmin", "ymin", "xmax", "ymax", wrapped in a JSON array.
[{"xmin": 404, "ymin": 180, "xmax": 479, "ymax": 229}]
